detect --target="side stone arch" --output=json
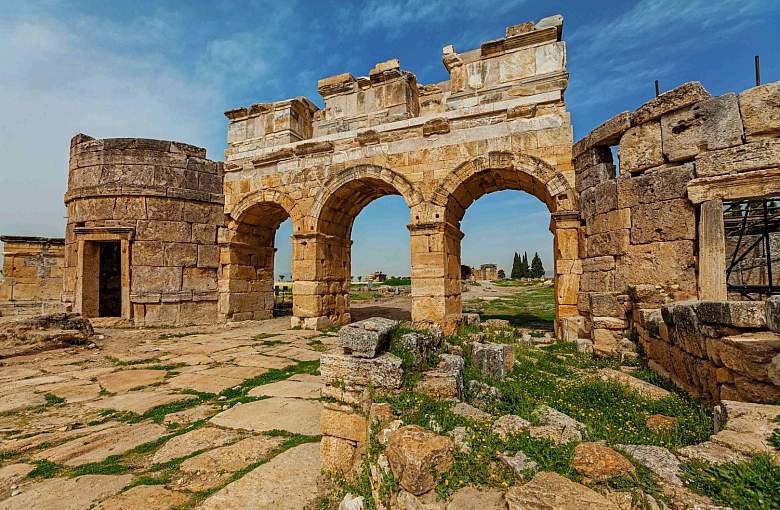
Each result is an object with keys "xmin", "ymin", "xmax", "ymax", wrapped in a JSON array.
[
  {"xmin": 411, "ymin": 151, "xmax": 581, "ymax": 334},
  {"xmin": 227, "ymin": 189, "xmax": 303, "ymax": 231}
]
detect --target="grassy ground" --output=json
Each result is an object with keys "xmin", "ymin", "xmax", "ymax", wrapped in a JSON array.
[
  {"xmin": 464, "ymin": 280, "xmax": 555, "ymax": 330},
  {"xmin": 327, "ymin": 323, "xmax": 720, "ymax": 509}
]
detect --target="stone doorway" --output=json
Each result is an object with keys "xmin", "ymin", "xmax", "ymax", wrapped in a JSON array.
[{"xmin": 97, "ymin": 241, "xmax": 122, "ymax": 317}]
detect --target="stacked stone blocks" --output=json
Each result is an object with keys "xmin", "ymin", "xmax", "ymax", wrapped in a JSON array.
[{"xmin": 0, "ymin": 236, "xmax": 65, "ymax": 316}]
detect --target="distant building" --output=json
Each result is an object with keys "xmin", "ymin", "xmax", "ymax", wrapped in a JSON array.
[
  {"xmin": 365, "ymin": 271, "xmax": 387, "ymax": 282},
  {"xmin": 470, "ymin": 264, "xmax": 498, "ymax": 281}
]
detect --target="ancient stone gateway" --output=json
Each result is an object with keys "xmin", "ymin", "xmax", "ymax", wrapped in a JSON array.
[{"xmin": 220, "ymin": 17, "xmax": 578, "ymax": 331}]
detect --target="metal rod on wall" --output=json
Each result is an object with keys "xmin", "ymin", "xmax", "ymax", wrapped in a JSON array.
[
  {"xmin": 654, "ymin": 80, "xmax": 660, "ymax": 97},
  {"xmin": 755, "ymin": 55, "xmax": 761, "ymax": 86}
]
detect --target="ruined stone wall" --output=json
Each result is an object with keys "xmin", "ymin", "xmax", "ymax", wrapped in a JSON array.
[
  {"xmin": 64, "ymin": 135, "xmax": 224, "ymax": 325},
  {"xmin": 572, "ymin": 80, "xmax": 780, "ymax": 355},
  {"xmin": 633, "ymin": 298, "xmax": 780, "ymax": 403},
  {"xmin": 0, "ymin": 236, "xmax": 64, "ymax": 316},
  {"xmin": 221, "ymin": 16, "xmax": 579, "ymax": 331}
]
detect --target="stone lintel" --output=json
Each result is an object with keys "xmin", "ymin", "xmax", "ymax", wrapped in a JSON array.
[{"xmin": 407, "ymin": 221, "xmax": 463, "ymax": 240}]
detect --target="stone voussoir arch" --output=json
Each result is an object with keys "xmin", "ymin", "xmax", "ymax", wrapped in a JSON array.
[
  {"xmin": 309, "ymin": 164, "xmax": 425, "ymax": 229},
  {"xmin": 429, "ymin": 151, "xmax": 577, "ymax": 214},
  {"xmin": 228, "ymin": 189, "xmax": 303, "ymax": 229}
]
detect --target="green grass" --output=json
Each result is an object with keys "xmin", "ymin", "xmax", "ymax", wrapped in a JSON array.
[
  {"xmin": 43, "ymin": 393, "xmax": 65, "ymax": 405},
  {"xmin": 158, "ymin": 332, "xmax": 205, "ymax": 340},
  {"xmin": 307, "ymin": 339, "xmax": 327, "ymax": 352},
  {"xmin": 349, "ymin": 290, "xmax": 383, "ymax": 302},
  {"xmin": 383, "ymin": 277, "xmax": 411, "ymax": 286},
  {"xmin": 681, "ymin": 454, "xmax": 780, "ymax": 510},
  {"xmin": 464, "ymin": 282, "xmax": 555, "ymax": 330}
]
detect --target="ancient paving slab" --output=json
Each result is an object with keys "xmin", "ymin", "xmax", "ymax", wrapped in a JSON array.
[
  {"xmin": 197, "ymin": 366, "xmax": 267, "ymax": 380},
  {"xmin": 0, "ymin": 474, "xmax": 132, "ymax": 510},
  {"xmin": 94, "ymin": 485, "xmax": 189, "ymax": 510},
  {"xmin": 177, "ymin": 435, "xmax": 286, "ymax": 491},
  {"xmin": 162, "ymin": 404, "xmax": 218, "ymax": 426},
  {"xmin": 151, "ymin": 426, "xmax": 240, "ymax": 465},
  {"xmin": 0, "ymin": 391, "xmax": 45, "ymax": 414},
  {"xmin": 233, "ymin": 354, "xmax": 294, "ymax": 369},
  {"xmin": 199, "ymin": 442, "xmax": 321, "ymax": 510},
  {"xmin": 34, "ymin": 422, "xmax": 167, "ymax": 466},
  {"xmin": 210, "ymin": 397, "xmax": 322, "ymax": 435},
  {"xmin": 247, "ymin": 378, "xmax": 321, "ymax": 399},
  {"xmin": 86, "ymin": 390, "xmax": 196, "ymax": 414},
  {"xmin": 0, "ymin": 464, "xmax": 34, "ymax": 499},
  {"xmin": 36, "ymin": 381, "xmax": 101, "ymax": 403},
  {"xmin": 167, "ymin": 372, "xmax": 244, "ymax": 394},
  {"xmin": 0, "ymin": 366, "xmax": 42, "ymax": 382},
  {"xmin": 260, "ymin": 345, "xmax": 321, "ymax": 361},
  {"xmin": 96, "ymin": 369, "xmax": 167, "ymax": 393},
  {"xmin": 0, "ymin": 422, "xmax": 117, "ymax": 454}
]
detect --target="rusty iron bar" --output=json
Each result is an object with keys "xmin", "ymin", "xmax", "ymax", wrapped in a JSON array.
[
  {"xmin": 755, "ymin": 55, "xmax": 761, "ymax": 86},
  {"xmin": 655, "ymin": 80, "xmax": 660, "ymax": 97}
]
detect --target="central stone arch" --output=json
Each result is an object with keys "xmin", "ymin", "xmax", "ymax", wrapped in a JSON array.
[
  {"xmin": 291, "ymin": 165, "xmax": 423, "ymax": 328},
  {"xmin": 411, "ymin": 151, "xmax": 580, "ymax": 333}
]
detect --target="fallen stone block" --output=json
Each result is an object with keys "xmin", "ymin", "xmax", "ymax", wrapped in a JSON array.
[
  {"xmin": 338, "ymin": 317, "xmax": 397, "ymax": 358},
  {"xmin": 320, "ymin": 352, "xmax": 403, "ymax": 390},
  {"xmin": 414, "ymin": 354, "xmax": 464, "ymax": 399},
  {"xmin": 386, "ymin": 425, "xmax": 453, "ymax": 496},
  {"xmin": 472, "ymin": 342, "xmax": 516, "ymax": 380}
]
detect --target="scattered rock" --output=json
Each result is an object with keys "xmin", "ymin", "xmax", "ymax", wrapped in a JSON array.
[
  {"xmin": 472, "ymin": 342, "xmax": 516, "ymax": 380},
  {"xmin": 378, "ymin": 420, "xmax": 403, "ymax": 446},
  {"xmin": 576, "ymin": 338, "xmax": 594, "ymax": 354},
  {"xmin": 530, "ymin": 405, "xmax": 587, "ymax": 444},
  {"xmin": 415, "ymin": 354, "xmax": 464, "ymax": 400},
  {"xmin": 386, "ymin": 425, "xmax": 454, "ymax": 496},
  {"xmin": 597, "ymin": 368, "xmax": 670, "ymax": 399},
  {"xmin": 492, "ymin": 415, "xmax": 531, "ymax": 439},
  {"xmin": 395, "ymin": 490, "xmax": 445, "ymax": 510},
  {"xmin": 448, "ymin": 427, "xmax": 470, "ymax": 453},
  {"xmin": 467, "ymin": 380, "xmax": 501, "ymax": 408},
  {"xmin": 571, "ymin": 442, "xmax": 636, "ymax": 481},
  {"xmin": 398, "ymin": 332, "xmax": 439, "ymax": 363},
  {"xmin": 677, "ymin": 440, "xmax": 749, "ymax": 465},
  {"xmin": 617, "ymin": 444, "xmax": 682, "ymax": 486},
  {"xmin": 646, "ymin": 414, "xmax": 678, "ymax": 433},
  {"xmin": 498, "ymin": 450, "xmax": 537, "ymax": 478},
  {"xmin": 505, "ymin": 471, "xmax": 621, "ymax": 510},
  {"xmin": 446, "ymin": 486, "xmax": 506, "ymax": 509},
  {"xmin": 339, "ymin": 493, "xmax": 365, "ymax": 510},
  {"xmin": 483, "ymin": 319, "xmax": 511, "ymax": 329},
  {"xmin": 451, "ymin": 402, "xmax": 490, "ymax": 420},
  {"xmin": 339, "ymin": 317, "xmax": 397, "ymax": 358}
]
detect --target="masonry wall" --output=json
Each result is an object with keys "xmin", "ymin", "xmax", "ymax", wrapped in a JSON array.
[
  {"xmin": 64, "ymin": 135, "xmax": 224, "ymax": 325},
  {"xmin": 571, "ymin": 80, "xmax": 780, "ymax": 355},
  {"xmin": 633, "ymin": 298, "xmax": 780, "ymax": 403},
  {"xmin": 0, "ymin": 236, "xmax": 64, "ymax": 316}
]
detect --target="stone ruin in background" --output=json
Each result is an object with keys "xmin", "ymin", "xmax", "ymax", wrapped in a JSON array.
[{"xmin": 0, "ymin": 14, "xmax": 779, "ymax": 404}]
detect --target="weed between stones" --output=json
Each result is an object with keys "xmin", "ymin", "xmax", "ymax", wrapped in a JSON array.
[{"xmin": 680, "ymin": 454, "xmax": 780, "ymax": 509}]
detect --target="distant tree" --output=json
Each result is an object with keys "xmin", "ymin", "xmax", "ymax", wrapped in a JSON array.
[
  {"xmin": 357, "ymin": 276, "xmax": 362, "ymax": 282},
  {"xmin": 497, "ymin": 269, "xmax": 506, "ymax": 279},
  {"xmin": 531, "ymin": 252, "xmax": 545, "ymax": 278},
  {"xmin": 278, "ymin": 274, "xmax": 285, "ymax": 282},
  {"xmin": 460, "ymin": 265, "xmax": 473, "ymax": 280},
  {"xmin": 520, "ymin": 252, "xmax": 530, "ymax": 278},
  {"xmin": 511, "ymin": 252, "xmax": 520, "ymax": 279}
]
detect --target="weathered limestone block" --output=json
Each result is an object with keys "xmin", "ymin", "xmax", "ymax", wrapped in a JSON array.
[
  {"xmin": 575, "ymin": 163, "xmax": 615, "ymax": 194},
  {"xmin": 580, "ymin": 270, "xmax": 614, "ymax": 292},
  {"xmin": 661, "ymin": 93, "xmax": 744, "ymax": 162},
  {"xmin": 738, "ymin": 81, "xmax": 780, "ymax": 139},
  {"xmin": 320, "ymin": 352, "xmax": 403, "ymax": 389},
  {"xmin": 582, "ymin": 256, "xmax": 615, "ymax": 273},
  {"xmin": 571, "ymin": 442, "xmax": 635, "ymax": 481},
  {"xmin": 618, "ymin": 122, "xmax": 663, "ymax": 173},
  {"xmin": 630, "ymin": 198, "xmax": 695, "ymax": 243},
  {"xmin": 561, "ymin": 315, "xmax": 586, "ymax": 341},
  {"xmin": 398, "ymin": 332, "xmax": 438, "ymax": 363},
  {"xmin": 589, "ymin": 111, "xmax": 633, "ymax": 148},
  {"xmin": 131, "ymin": 266, "xmax": 182, "ymax": 294},
  {"xmin": 493, "ymin": 415, "xmax": 532, "ymax": 439},
  {"xmin": 386, "ymin": 425, "xmax": 453, "ymax": 496},
  {"xmin": 505, "ymin": 471, "xmax": 621, "ymax": 510},
  {"xmin": 695, "ymin": 139, "xmax": 780, "ymax": 177},
  {"xmin": 320, "ymin": 435, "xmax": 358, "ymax": 474},
  {"xmin": 716, "ymin": 332, "xmax": 780, "ymax": 382},
  {"xmin": 574, "ymin": 145, "xmax": 612, "ymax": 172},
  {"xmin": 615, "ymin": 240, "xmax": 696, "ymax": 294},
  {"xmin": 592, "ymin": 317, "xmax": 626, "ymax": 329},
  {"xmin": 616, "ymin": 163, "xmax": 694, "ymax": 208},
  {"xmin": 687, "ymin": 166, "xmax": 780, "ymax": 204},
  {"xmin": 338, "ymin": 317, "xmax": 397, "ymax": 358},
  {"xmin": 585, "ymin": 229, "xmax": 629, "ymax": 257},
  {"xmin": 589, "ymin": 292, "xmax": 623, "ymax": 317},
  {"xmin": 321, "ymin": 404, "xmax": 368, "ymax": 442},
  {"xmin": 632, "ymin": 81, "xmax": 711, "ymax": 125},
  {"xmin": 580, "ymin": 180, "xmax": 617, "ymax": 219},
  {"xmin": 695, "ymin": 301, "xmax": 767, "ymax": 328},
  {"xmin": 627, "ymin": 284, "xmax": 667, "ymax": 306},
  {"xmin": 414, "ymin": 354, "xmax": 464, "ymax": 399},
  {"xmin": 472, "ymin": 342, "xmax": 516, "ymax": 380},
  {"xmin": 586, "ymin": 208, "xmax": 630, "ymax": 236}
]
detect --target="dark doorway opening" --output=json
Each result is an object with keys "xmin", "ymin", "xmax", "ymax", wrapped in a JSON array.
[{"xmin": 98, "ymin": 241, "xmax": 122, "ymax": 317}]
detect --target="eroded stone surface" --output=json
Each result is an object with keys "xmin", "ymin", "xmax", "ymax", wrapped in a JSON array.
[
  {"xmin": 151, "ymin": 426, "xmax": 239, "ymax": 464},
  {"xmin": 96, "ymin": 369, "xmax": 167, "ymax": 393},
  {"xmin": 0, "ymin": 474, "xmax": 132, "ymax": 510},
  {"xmin": 94, "ymin": 485, "xmax": 188, "ymax": 510},
  {"xmin": 210, "ymin": 397, "xmax": 321, "ymax": 435},
  {"xmin": 505, "ymin": 471, "xmax": 621, "ymax": 510},
  {"xmin": 386, "ymin": 425, "xmax": 454, "ymax": 496}
]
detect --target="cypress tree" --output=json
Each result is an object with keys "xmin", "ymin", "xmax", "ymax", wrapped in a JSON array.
[
  {"xmin": 511, "ymin": 252, "xmax": 519, "ymax": 279},
  {"xmin": 531, "ymin": 252, "xmax": 545, "ymax": 278},
  {"xmin": 520, "ymin": 252, "xmax": 529, "ymax": 278}
]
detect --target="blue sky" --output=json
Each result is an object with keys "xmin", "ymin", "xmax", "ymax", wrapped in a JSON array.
[{"xmin": 0, "ymin": 0, "xmax": 778, "ymax": 278}]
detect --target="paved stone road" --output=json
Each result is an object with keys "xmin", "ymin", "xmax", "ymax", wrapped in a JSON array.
[{"xmin": 0, "ymin": 317, "xmax": 337, "ymax": 509}]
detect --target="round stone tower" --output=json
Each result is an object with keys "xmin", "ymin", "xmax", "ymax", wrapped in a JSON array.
[{"xmin": 63, "ymin": 134, "xmax": 224, "ymax": 325}]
